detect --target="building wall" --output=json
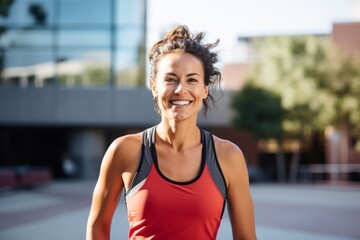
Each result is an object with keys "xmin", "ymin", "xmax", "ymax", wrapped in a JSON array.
[
  {"xmin": 0, "ymin": 86, "xmax": 234, "ymax": 127},
  {"xmin": 331, "ymin": 22, "xmax": 360, "ymax": 56},
  {"xmin": 221, "ymin": 63, "xmax": 250, "ymax": 90},
  {"xmin": 0, "ymin": 86, "xmax": 252, "ymax": 179}
]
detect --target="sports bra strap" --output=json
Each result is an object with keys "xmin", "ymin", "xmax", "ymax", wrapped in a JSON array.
[
  {"xmin": 203, "ymin": 130, "xmax": 227, "ymax": 199},
  {"xmin": 126, "ymin": 126, "xmax": 155, "ymax": 198}
]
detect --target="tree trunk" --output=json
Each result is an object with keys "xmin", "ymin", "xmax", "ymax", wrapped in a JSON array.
[
  {"xmin": 276, "ymin": 141, "xmax": 286, "ymax": 182},
  {"xmin": 289, "ymin": 140, "xmax": 302, "ymax": 182},
  {"xmin": 339, "ymin": 122, "xmax": 349, "ymax": 181}
]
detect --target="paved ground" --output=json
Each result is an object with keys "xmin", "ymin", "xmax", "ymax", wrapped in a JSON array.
[{"xmin": 0, "ymin": 180, "xmax": 359, "ymax": 240}]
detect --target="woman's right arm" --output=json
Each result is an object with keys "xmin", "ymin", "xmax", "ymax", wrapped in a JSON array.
[{"xmin": 86, "ymin": 134, "xmax": 141, "ymax": 240}]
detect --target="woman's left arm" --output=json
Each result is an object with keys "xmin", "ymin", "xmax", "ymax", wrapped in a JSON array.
[{"xmin": 215, "ymin": 138, "xmax": 257, "ymax": 240}]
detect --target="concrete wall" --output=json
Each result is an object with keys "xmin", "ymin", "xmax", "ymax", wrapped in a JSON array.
[{"xmin": 0, "ymin": 86, "xmax": 235, "ymax": 127}]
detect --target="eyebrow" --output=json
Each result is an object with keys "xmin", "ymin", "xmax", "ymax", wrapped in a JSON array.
[
  {"xmin": 166, "ymin": 73, "xmax": 201, "ymax": 77},
  {"xmin": 187, "ymin": 73, "xmax": 201, "ymax": 77}
]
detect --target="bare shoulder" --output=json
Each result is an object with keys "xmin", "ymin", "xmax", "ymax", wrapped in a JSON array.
[
  {"xmin": 96, "ymin": 131, "xmax": 143, "ymax": 191},
  {"xmin": 212, "ymin": 135, "xmax": 245, "ymax": 164},
  {"xmin": 212, "ymin": 135, "xmax": 248, "ymax": 186},
  {"xmin": 106, "ymin": 132, "xmax": 143, "ymax": 169},
  {"xmin": 110, "ymin": 132, "xmax": 142, "ymax": 155}
]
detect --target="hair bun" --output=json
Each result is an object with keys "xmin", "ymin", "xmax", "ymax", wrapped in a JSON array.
[{"xmin": 165, "ymin": 25, "xmax": 191, "ymax": 40}]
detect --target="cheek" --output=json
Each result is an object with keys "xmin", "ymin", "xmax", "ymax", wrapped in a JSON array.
[
  {"xmin": 159, "ymin": 83, "xmax": 177, "ymax": 94},
  {"xmin": 156, "ymin": 85, "xmax": 172, "ymax": 102},
  {"xmin": 197, "ymin": 86, "xmax": 208, "ymax": 99}
]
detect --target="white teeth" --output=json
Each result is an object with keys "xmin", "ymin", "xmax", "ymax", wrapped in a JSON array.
[{"xmin": 171, "ymin": 100, "xmax": 190, "ymax": 106}]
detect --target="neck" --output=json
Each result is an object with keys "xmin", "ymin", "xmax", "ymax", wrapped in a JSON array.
[{"xmin": 156, "ymin": 119, "xmax": 200, "ymax": 152}]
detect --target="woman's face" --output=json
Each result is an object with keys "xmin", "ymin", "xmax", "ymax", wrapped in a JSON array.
[{"xmin": 151, "ymin": 52, "xmax": 208, "ymax": 122}]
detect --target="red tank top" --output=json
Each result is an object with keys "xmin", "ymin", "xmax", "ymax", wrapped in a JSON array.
[{"xmin": 125, "ymin": 126, "xmax": 227, "ymax": 240}]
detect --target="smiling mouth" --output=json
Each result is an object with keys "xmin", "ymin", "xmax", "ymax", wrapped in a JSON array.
[{"xmin": 169, "ymin": 100, "xmax": 192, "ymax": 106}]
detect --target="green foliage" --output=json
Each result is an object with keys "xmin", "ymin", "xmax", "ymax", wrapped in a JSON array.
[
  {"xmin": 116, "ymin": 65, "xmax": 142, "ymax": 87},
  {"xmin": 231, "ymin": 84, "xmax": 283, "ymax": 139},
  {"xmin": 136, "ymin": 39, "xmax": 147, "ymax": 86},
  {"xmin": 0, "ymin": 0, "xmax": 15, "ymax": 17},
  {"xmin": 84, "ymin": 65, "xmax": 110, "ymax": 85},
  {"xmin": 59, "ymin": 64, "xmax": 110, "ymax": 86},
  {"xmin": 0, "ymin": 0, "xmax": 15, "ymax": 37},
  {"xmin": 247, "ymin": 36, "xmax": 339, "ymax": 136},
  {"xmin": 232, "ymin": 35, "xmax": 360, "ymax": 139},
  {"xmin": 325, "ymin": 51, "xmax": 360, "ymax": 135}
]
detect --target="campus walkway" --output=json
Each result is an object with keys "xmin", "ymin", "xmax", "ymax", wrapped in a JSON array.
[{"xmin": 0, "ymin": 180, "xmax": 359, "ymax": 240}]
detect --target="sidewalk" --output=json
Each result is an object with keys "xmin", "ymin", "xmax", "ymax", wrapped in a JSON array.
[{"xmin": 0, "ymin": 180, "xmax": 359, "ymax": 240}]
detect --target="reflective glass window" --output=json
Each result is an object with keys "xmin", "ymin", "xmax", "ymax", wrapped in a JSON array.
[
  {"xmin": 117, "ymin": 28, "xmax": 143, "ymax": 48},
  {"xmin": 0, "ymin": 29, "xmax": 52, "ymax": 48},
  {"xmin": 59, "ymin": 0, "xmax": 111, "ymax": 25},
  {"xmin": 59, "ymin": 30, "xmax": 110, "ymax": 47},
  {"xmin": 0, "ymin": 0, "xmax": 146, "ymax": 88},
  {"xmin": 117, "ymin": 0, "xmax": 145, "ymax": 25},
  {"xmin": 57, "ymin": 48, "xmax": 111, "ymax": 87},
  {"xmin": 0, "ymin": 0, "xmax": 54, "ymax": 26},
  {"xmin": 2, "ymin": 50, "xmax": 54, "ymax": 87},
  {"xmin": 115, "ymin": 49, "xmax": 146, "ymax": 87},
  {"xmin": 3, "ymin": 49, "xmax": 53, "ymax": 68}
]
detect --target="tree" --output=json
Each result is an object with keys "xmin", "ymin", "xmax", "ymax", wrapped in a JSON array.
[
  {"xmin": 231, "ymin": 84, "xmax": 286, "ymax": 181},
  {"xmin": 249, "ymin": 36, "xmax": 334, "ymax": 135},
  {"xmin": 28, "ymin": 3, "xmax": 47, "ymax": 25},
  {"xmin": 319, "ymin": 46, "xmax": 360, "ymax": 168},
  {"xmin": 231, "ymin": 84, "xmax": 283, "ymax": 140},
  {"xmin": 0, "ymin": 0, "xmax": 15, "ymax": 17},
  {"xmin": 234, "ymin": 34, "xmax": 360, "ymax": 181}
]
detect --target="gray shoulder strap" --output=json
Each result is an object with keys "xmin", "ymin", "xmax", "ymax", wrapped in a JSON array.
[
  {"xmin": 126, "ymin": 126, "xmax": 155, "ymax": 199},
  {"xmin": 202, "ymin": 129, "xmax": 227, "ymax": 199}
]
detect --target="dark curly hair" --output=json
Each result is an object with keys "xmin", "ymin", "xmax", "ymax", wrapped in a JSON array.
[{"xmin": 148, "ymin": 25, "xmax": 222, "ymax": 117}]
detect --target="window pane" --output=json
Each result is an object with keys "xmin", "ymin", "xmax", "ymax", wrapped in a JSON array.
[
  {"xmin": 117, "ymin": 0, "xmax": 145, "ymax": 25},
  {"xmin": 0, "ymin": 0, "xmax": 147, "ymax": 88},
  {"xmin": 117, "ymin": 28, "xmax": 143, "ymax": 48},
  {"xmin": 0, "ymin": 29, "xmax": 52, "ymax": 48},
  {"xmin": 3, "ymin": 49, "xmax": 53, "ymax": 68},
  {"xmin": 57, "ymin": 48, "xmax": 111, "ymax": 87},
  {"xmin": 59, "ymin": 30, "xmax": 110, "ymax": 47},
  {"xmin": 0, "ymin": 0, "xmax": 54, "ymax": 26},
  {"xmin": 1, "ymin": 50, "xmax": 54, "ymax": 87},
  {"xmin": 115, "ymin": 49, "xmax": 145, "ymax": 87},
  {"xmin": 59, "ymin": 0, "xmax": 111, "ymax": 25}
]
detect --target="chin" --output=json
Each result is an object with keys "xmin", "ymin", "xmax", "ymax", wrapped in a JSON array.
[{"xmin": 169, "ymin": 111, "xmax": 199, "ymax": 122}]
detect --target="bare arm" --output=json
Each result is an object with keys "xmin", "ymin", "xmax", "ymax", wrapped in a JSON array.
[
  {"xmin": 215, "ymin": 138, "xmax": 257, "ymax": 240},
  {"xmin": 86, "ymin": 134, "xmax": 141, "ymax": 240}
]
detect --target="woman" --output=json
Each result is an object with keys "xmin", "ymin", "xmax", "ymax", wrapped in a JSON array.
[{"xmin": 86, "ymin": 25, "xmax": 256, "ymax": 240}]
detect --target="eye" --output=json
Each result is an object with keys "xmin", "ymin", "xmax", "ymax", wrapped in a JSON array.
[
  {"xmin": 165, "ymin": 77, "xmax": 177, "ymax": 83},
  {"xmin": 188, "ymin": 78, "xmax": 199, "ymax": 84}
]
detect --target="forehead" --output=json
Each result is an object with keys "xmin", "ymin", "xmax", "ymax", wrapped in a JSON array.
[{"xmin": 157, "ymin": 52, "xmax": 204, "ymax": 75}]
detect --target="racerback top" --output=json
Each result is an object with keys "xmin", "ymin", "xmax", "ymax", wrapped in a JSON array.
[{"xmin": 125, "ymin": 126, "xmax": 227, "ymax": 240}]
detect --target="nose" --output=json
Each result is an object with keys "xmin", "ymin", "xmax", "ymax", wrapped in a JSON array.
[{"xmin": 174, "ymin": 82, "xmax": 186, "ymax": 94}]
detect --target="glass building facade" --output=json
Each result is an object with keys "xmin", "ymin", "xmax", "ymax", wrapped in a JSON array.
[
  {"xmin": 0, "ymin": 0, "xmax": 146, "ymax": 88},
  {"xmin": 0, "ymin": 0, "xmax": 148, "ymax": 179}
]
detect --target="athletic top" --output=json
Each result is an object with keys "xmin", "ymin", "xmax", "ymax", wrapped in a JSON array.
[{"xmin": 125, "ymin": 126, "xmax": 227, "ymax": 240}]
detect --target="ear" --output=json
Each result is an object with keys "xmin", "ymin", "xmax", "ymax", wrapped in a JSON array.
[
  {"xmin": 203, "ymin": 85, "xmax": 209, "ymax": 99},
  {"xmin": 150, "ymin": 80, "xmax": 157, "ymax": 97}
]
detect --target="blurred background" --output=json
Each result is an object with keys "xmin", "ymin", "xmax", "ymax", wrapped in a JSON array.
[{"xmin": 0, "ymin": 0, "xmax": 359, "ymax": 239}]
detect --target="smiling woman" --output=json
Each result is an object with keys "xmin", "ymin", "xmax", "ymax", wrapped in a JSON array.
[
  {"xmin": 148, "ymin": 25, "xmax": 222, "ymax": 117},
  {"xmin": 86, "ymin": 25, "xmax": 257, "ymax": 240},
  {"xmin": 150, "ymin": 52, "xmax": 208, "ymax": 121}
]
